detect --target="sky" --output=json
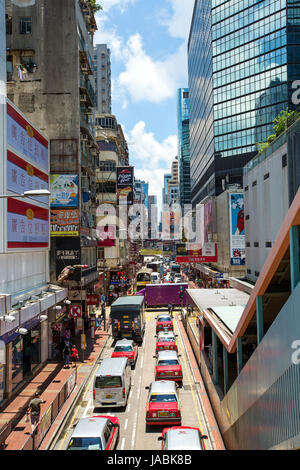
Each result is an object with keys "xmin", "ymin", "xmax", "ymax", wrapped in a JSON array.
[{"xmin": 93, "ymin": 0, "xmax": 195, "ymax": 210}]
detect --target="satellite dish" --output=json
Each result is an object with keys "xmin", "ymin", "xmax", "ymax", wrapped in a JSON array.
[{"xmin": 12, "ymin": 0, "xmax": 36, "ymax": 6}]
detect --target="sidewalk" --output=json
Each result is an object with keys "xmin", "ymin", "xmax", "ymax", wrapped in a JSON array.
[{"xmin": 0, "ymin": 310, "xmax": 111, "ymax": 451}]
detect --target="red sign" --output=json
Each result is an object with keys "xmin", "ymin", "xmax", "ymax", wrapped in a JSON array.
[
  {"xmin": 176, "ymin": 244, "xmax": 218, "ymax": 263},
  {"xmin": 69, "ymin": 305, "xmax": 82, "ymax": 318},
  {"xmin": 86, "ymin": 294, "xmax": 100, "ymax": 306}
]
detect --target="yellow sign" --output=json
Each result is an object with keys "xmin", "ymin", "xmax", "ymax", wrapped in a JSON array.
[
  {"xmin": 140, "ymin": 249, "xmax": 163, "ymax": 255},
  {"xmin": 81, "ymin": 334, "xmax": 86, "ymax": 350},
  {"xmin": 26, "ymin": 164, "xmax": 34, "ymax": 177}
]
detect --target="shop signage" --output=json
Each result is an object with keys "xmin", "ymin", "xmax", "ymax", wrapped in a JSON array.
[
  {"xmin": 229, "ymin": 193, "xmax": 245, "ymax": 266},
  {"xmin": 69, "ymin": 305, "xmax": 82, "ymax": 318},
  {"xmin": 50, "ymin": 174, "xmax": 79, "ymax": 207},
  {"xmin": 51, "ymin": 209, "xmax": 80, "ymax": 236},
  {"xmin": 86, "ymin": 294, "xmax": 99, "ymax": 306},
  {"xmin": 55, "ymin": 238, "xmax": 81, "ymax": 281},
  {"xmin": 7, "ymin": 100, "xmax": 49, "ymax": 172},
  {"xmin": 176, "ymin": 243, "xmax": 218, "ymax": 263},
  {"xmin": 97, "ymin": 224, "xmax": 115, "ymax": 247},
  {"xmin": 81, "ymin": 333, "xmax": 86, "ymax": 350},
  {"xmin": 117, "ymin": 166, "xmax": 134, "ymax": 205},
  {"xmin": 7, "ymin": 150, "xmax": 49, "ymax": 205},
  {"xmin": 7, "ymin": 198, "xmax": 49, "ymax": 249}
]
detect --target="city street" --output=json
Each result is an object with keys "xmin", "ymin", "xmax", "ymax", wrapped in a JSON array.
[{"xmin": 53, "ymin": 308, "xmax": 216, "ymax": 451}]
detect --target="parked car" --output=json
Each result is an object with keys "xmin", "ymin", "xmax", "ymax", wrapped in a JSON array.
[
  {"xmin": 155, "ymin": 331, "xmax": 178, "ymax": 353},
  {"xmin": 156, "ymin": 313, "xmax": 173, "ymax": 333},
  {"xmin": 111, "ymin": 338, "xmax": 138, "ymax": 368},
  {"xmin": 158, "ymin": 426, "xmax": 208, "ymax": 450},
  {"xmin": 145, "ymin": 380, "xmax": 181, "ymax": 427},
  {"xmin": 67, "ymin": 415, "xmax": 119, "ymax": 450},
  {"xmin": 154, "ymin": 350, "xmax": 183, "ymax": 385}
]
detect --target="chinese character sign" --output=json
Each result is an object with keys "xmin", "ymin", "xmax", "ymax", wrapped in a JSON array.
[
  {"xmin": 7, "ymin": 102, "xmax": 49, "ymax": 172},
  {"xmin": 50, "ymin": 175, "xmax": 79, "ymax": 207}
]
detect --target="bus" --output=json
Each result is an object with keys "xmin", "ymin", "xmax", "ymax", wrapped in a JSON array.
[
  {"xmin": 146, "ymin": 261, "xmax": 163, "ymax": 273},
  {"xmin": 136, "ymin": 267, "xmax": 153, "ymax": 291}
]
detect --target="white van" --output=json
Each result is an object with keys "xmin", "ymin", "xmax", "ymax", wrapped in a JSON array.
[{"xmin": 93, "ymin": 357, "xmax": 131, "ymax": 409}]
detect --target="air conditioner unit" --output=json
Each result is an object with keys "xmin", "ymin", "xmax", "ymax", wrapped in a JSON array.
[
  {"xmin": 80, "ymin": 94, "xmax": 87, "ymax": 102},
  {"xmin": 81, "ymin": 64, "xmax": 88, "ymax": 72}
]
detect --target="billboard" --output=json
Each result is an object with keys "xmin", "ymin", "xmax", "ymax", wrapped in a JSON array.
[
  {"xmin": 7, "ymin": 199, "xmax": 49, "ymax": 249},
  {"xmin": 55, "ymin": 237, "xmax": 81, "ymax": 280},
  {"xmin": 176, "ymin": 242, "xmax": 217, "ymax": 263},
  {"xmin": 50, "ymin": 174, "xmax": 79, "ymax": 207},
  {"xmin": 229, "ymin": 193, "xmax": 245, "ymax": 266},
  {"xmin": 50, "ymin": 209, "xmax": 79, "ymax": 236},
  {"xmin": 117, "ymin": 166, "xmax": 134, "ymax": 205},
  {"xmin": 7, "ymin": 101, "xmax": 49, "ymax": 172}
]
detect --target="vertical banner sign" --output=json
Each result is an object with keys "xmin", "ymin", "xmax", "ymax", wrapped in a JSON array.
[
  {"xmin": 117, "ymin": 167, "xmax": 134, "ymax": 205},
  {"xmin": 229, "ymin": 193, "xmax": 245, "ymax": 266}
]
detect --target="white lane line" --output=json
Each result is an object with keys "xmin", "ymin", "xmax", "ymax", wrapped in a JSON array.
[
  {"xmin": 140, "ymin": 353, "xmax": 144, "ymax": 369},
  {"xmin": 131, "ymin": 412, "xmax": 138, "ymax": 449},
  {"xmin": 136, "ymin": 375, "xmax": 142, "ymax": 399},
  {"xmin": 83, "ymin": 398, "xmax": 92, "ymax": 418},
  {"xmin": 124, "ymin": 418, "xmax": 128, "ymax": 430},
  {"xmin": 127, "ymin": 403, "xmax": 131, "ymax": 413},
  {"xmin": 129, "ymin": 389, "xmax": 133, "ymax": 399},
  {"xmin": 121, "ymin": 438, "xmax": 126, "ymax": 450}
]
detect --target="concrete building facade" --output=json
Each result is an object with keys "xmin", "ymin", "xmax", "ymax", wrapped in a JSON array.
[{"xmin": 93, "ymin": 44, "xmax": 111, "ymax": 115}]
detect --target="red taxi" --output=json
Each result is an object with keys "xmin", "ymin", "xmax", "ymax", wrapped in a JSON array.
[
  {"xmin": 156, "ymin": 313, "xmax": 173, "ymax": 333},
  {"xmin": 158, "ymin": 426, "xmax": 208, "ymax": 450},
  {"xmin": 155, "ymin": 331, "xmax": 178, "ymax": 353},
  {"xmin": 145, "ymin": 380, "xmax": 181, "ymax": 426},
  {"xmin": 154, "ymin": 350, "xmax": 183, "ymax": 385},
  {"xmin": 111, "ymin": 338, "xmax": 138, "ymax": 367}
]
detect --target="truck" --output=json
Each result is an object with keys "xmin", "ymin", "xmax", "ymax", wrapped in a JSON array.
[
  {"xmin": 110, "ymin": 295, "xmax": 145, "ymax": 344},
  {"xmin": 144, "ymin": 283, "xmax": 188, "ymax": 308}
]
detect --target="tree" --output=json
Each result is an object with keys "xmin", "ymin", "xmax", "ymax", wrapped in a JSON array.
[
  {"xmin": 89, "ymin": 0, "xmax": 102, "ymax": 13},
  {"xmin": 257, "ymin": 108, "xmax": 300, "ymax": 154}
]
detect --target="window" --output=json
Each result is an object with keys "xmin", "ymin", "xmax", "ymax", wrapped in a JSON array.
[
  {"xmin": 20, "ymin": 17, "xmax": 32, "ymax": 35},
  {"xmin": 6, "ymin": 15, "xmax": 12, "ymax": 35}
]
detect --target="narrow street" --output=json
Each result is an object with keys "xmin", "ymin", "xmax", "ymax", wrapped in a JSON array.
[{"xmin": 53, "ymin": 308, "xmax": 217, "ymax": 451}]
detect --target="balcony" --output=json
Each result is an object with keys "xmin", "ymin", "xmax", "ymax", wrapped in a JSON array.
[{"xmin": 80, "ymin": 75, "xmax": 97, "ymax": 107}]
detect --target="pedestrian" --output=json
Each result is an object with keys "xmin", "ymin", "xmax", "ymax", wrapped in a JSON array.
[
  {"xmin": 26, "ymin": 391, "xmax": 45, "ymax": 435},
  {"xmin": 71, "ymin": 345, "xmax": 79, "ymax": 367},
  {"xmin": 168, "ymin": 303, "xmax": 173, "ymax": 317},
  {"xmin": 63, "ymin": 342, "xmax": 71, "ymax": 368}
]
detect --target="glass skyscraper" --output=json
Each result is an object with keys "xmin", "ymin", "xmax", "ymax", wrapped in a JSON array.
[
  {"xmin": 188, "ymin": 0, "xmax": 300, "ymax": 206},
  {"xmin": 177, "ymin": 88, "xmax": 191, "ymax": 208}
]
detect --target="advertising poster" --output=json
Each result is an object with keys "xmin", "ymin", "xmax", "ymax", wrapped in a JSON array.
[
  {"xmin": 142, "ymin": 182, "xmax": 149, "ymax": 210},
  {"xmin": 50, "ymin": 209, "xmax": 79, "ymax": 236},
  {"xmin": 7, "ymin": 199, "xmax": 49, "ymax": 249},
  {"xmin": 50, "ymin": 175, "xmax": 79, "ymax": 207},
  {"xmin": 229, "ymin": 193, "xmax": 245, "ymax": 266},
  {"xmin": 7, "ymin": 101, "xmax": 49, "ymax": 172},
  {"xmin": 176, "ymin": 242, "xmax": 217, "ymax": 263},
  {"xmin": 117, "ymin": 167, "xmax": 134, "ymax": 205},
  {"xmin": 204, "ymin": 199, "xmax": 213, "ymax": 243},
  {"xmin": 96, "ymin": 224, "xmax": 115, "ymax": 247},
  {"xmin": 55, "ymin": 237, "xmax": 81, "ymax": 280}
]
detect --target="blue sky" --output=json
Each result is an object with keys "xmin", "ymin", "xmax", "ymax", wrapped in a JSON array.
[{"xmin": 93, "ymin": 0, "xmax": 195, "ymax": 207}]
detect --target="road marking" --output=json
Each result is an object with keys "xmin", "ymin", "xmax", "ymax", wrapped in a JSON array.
[
  {"xmin": 127, "ymin": 403, "xmax": 131, "ymax": 413},
  {"xmin": 140, "ymin": 353, "xmax": 144, "ymax": 369},
  {"xmin": 129, "ymin": 389, "xmax": 132, "ymax": 399},
  {"xmin": 124, "ymin": 418, "xmax": 128, "ymax": 430},
  {"xmin": 121, "ymin": 438, "xmax": 126, "ymax": 450},
  {"xmin": 131, "ymin": 412, "xmax": 138, "ymax": 449},
  {"xmin": 83, "ymin": 398, "xmax": 92, "ymax": 418}
]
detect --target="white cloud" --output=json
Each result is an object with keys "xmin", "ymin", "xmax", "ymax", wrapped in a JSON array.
[
  {"xmin": 116, "ymin": 34, "xmax": 187, "ymax": 105},
  {"xmin": 124, "ymin": 121, "xmax": 177, "ymax": 208},
  {"xmin": 158, "ymin": 0, "xmax": 195, "ymax": 40},
  {"xmin": 99, "ymin": 0, "xmax": 136, "ymax": 14}
]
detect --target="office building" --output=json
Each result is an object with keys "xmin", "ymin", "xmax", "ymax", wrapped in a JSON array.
[
  {"xmin": 188, "ymin": 0, "xmax": 300, "ymax": 206},
  {"xmin": 177, "ymin": 88, "xmax": 191, "ymax": 208},
  {"xmin": 162, "ymin": 173, "xmax": 171, "ymax": 205}
]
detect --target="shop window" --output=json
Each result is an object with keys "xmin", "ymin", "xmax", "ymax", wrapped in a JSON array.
[
  {"xmin": 0, "ymin": 341, "xmax": 6, "ymax": 404},
  {"xmin": 20, "ymin": 17, "xmax": 32, "ymax": 35},
  {"xmin": 31, "ymin": 325, "xmax": 41, "ymax": 372},
  {"xmin": 11, "ymin": 337, "xmax": 23, "ymax": 391}
]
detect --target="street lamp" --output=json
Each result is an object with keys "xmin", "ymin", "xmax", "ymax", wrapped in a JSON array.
[{"xmin": 0, "ymin": 189, "xmax": 51, "ymax": 199}]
